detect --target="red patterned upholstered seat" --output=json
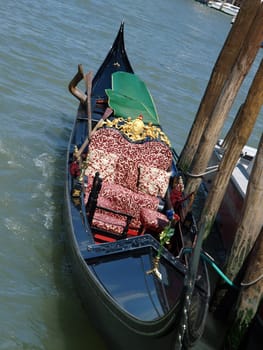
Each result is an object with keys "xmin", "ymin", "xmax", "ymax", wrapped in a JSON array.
[
  {"xmin": 140, "ymin": 208, "xmax": 169, "ymax": 234},
  {"xmin": 97, "ymin": 182, "xmax": 160, "ymax": 229},
  {"xmin": 87, "ymin": 128, "xmax": 172, "ymax": 191},
  {"xmin": 85, "ymin": 127, "xmax": 172, "ymax": 236},
  {"xmin": 92, "ymin": 209, "xmax": 131, "ymax": 235}
]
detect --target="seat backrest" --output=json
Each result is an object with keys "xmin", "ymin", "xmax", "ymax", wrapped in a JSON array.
[{"xmin": 87, "ymin": 127, "xmax": 172, "ymax": 192}]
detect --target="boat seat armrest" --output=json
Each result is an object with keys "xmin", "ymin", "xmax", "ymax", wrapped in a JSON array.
[{"xmin": 96, "ymin": 205, "xmax": 132, "ymax": 236}]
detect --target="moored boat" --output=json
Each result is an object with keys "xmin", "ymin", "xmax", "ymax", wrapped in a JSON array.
[
  {"xmin": 204, "ymin": 140, "xmax": 257, "ymax": 244},
  {"xmin": 208, "ymin": 1, "xmax": 240, "ymax": 16},
  {"xmin": 195, "ymin": 0, "xmax": 209, "ymax": 4},
  {"xmin": 203, "ymin": 140, "xmax": 262, "ymax": 349},
  {"xmin": 64, "ymin": 23, "xmax": 210, "ymax": 350}
]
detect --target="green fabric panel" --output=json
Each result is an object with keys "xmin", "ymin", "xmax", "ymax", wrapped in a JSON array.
[{"xmin": 106, "ymin": 72, "xmax": 159, "ymax": 125}]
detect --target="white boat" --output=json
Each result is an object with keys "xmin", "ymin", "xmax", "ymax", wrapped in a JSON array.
[
  {"xmin": 221, "ymin": 2, "xmax": 240, "ymax": 16},
  {"xmin": 231, "ymin": 14, "xmax": 237, "ymax": 24},
  {"xmin": 208, "ymin": 1, "xmax": 240, "ymax": 16}
]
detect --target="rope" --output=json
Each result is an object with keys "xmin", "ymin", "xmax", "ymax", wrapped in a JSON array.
[
  {"xmin": 182, "ymin": 248, "xmax": 263, "ymax": 289},
  {"xmin": 241, "ymin": 273, "xmax": 263, "ymax": 287},
  {"xmin": 181, "ymin": 248, "xmax": 239, "ymax": 290},
  {"xmin": 186, "ymin": 165, "xmax": 219, "ymax": 178},
  {"xmin": 200, "ymin": 251, "xmax": 239, "ymax": 290}
]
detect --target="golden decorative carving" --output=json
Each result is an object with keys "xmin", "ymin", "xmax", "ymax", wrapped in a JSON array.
[{"xmin": 102, "ymin": 115, "xmax": 171, "ymax": 146}]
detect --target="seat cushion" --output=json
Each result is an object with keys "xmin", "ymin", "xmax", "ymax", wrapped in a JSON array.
[
  {"xmin": 140, "ymin": 208, "xmax": 169, "ymax": 233},
  {"xmin": 100, "ymin": 183, "xmax": 159, "ymax": 217},
  {"xmin": 87, "ymin": 182, "xmax": 159, "ymax": 229},
  {"xmin": 138, "ymin": 164, "xmax": 171, "ymax": 198},
  {"xmin": 92, "ymin": 209, "xmax": 129, "ymax": 235},
  {"xmin": 85, "ymin": 149, "xmax": 118, "ymax": 183}
]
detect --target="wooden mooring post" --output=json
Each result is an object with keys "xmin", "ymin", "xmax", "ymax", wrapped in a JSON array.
[
  {"xmin": 197, "ymin": 58, "xmax": 263, "ymax": 240},
  {"xmin": 175, "ymin": 1, "xmax": 263, "ymax": 348},
  {"xmin": 225, "ymin": 223, "xmax": 263, "ymax": 350},
  {"xmin": 196, "ymin": 56, "xmax": 263, "ymax": 329},
  {"xmin": 177, "ymin": 0, "xmax": 261, "ymax": 172},
  {"xmin": 183, "ymin": 3, "xmax": 263, "ymax": 201}
]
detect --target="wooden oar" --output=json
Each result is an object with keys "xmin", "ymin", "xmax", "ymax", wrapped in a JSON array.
[
  {"xmin": 90, "ymin": 107, "xmax": 113, "ymax": 137},
  {"xmin": 69, "ymin": 66, "xmax": 112, "ymax": 158},
  {"xmin": 75, "ymin": 71, "xmax": 93, "ymax": 158},
  {"xmin": 68, "ymin": 64, "xmax": 87, "ymax": 104},
  {"xmin": 85, "ymin": 71, "xmax": 93, "ymax": 139},
  {"xmin": 76, "ymin": 106, "xmax": 113, "ymax": 158}
]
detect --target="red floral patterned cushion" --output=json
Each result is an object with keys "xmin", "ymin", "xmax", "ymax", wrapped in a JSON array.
[
  {"xmin": 85, "ymin": 149, "xmax": 118, "ymax": 183},
  {"xmin": 98, "ymin": 182, "xmax": 159, "ymax": 229},
  {"xmin": 88, "ymin": 128, "xmax": 172, "ymax": 191},
  {"xmin": 140, "ymin": 208, "xmax": 169, "ymax": 233},
  {"xmin": 138, "ymin": 164, "xmax": 170, "ymax": 198},
  {"xmin": 92, "ymin": 209, "xmax": 128, "ymax": 235},
  {"xmin": 85, "ymin": 128, "xmax": 173, "ymax": 234}
]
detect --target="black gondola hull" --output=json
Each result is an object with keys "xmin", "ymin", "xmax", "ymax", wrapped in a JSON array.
[
  {"xmin": 64, "ymin": 195, "xmax": 209, "ymax": 350},
  {"xmin": 64, "ymin": 22, "xmax": 210, "ymax": 350}
]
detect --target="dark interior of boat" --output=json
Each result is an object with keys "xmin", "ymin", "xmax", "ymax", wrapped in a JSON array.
[{"xmin": 71, "ymin": 117, "xmax": 188, "ymax": 255}]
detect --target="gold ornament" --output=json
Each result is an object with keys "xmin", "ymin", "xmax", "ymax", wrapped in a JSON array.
[{"xmin": 100, "ymin": 115, "xmax": 171, "ymax": 146}]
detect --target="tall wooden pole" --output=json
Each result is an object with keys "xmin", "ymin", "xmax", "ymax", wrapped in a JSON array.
[
  {"xmin": 197, "ymin": 59, "xmax": 263, "ymax": 240},
  {"xmin": 184, "ymin": 5, "xmax": 263, "ymax": 200},
  {"xmin": 224, "ymin": 227, "xmax": 263, "ymax": 350},
  {"xmin": 177, "ymin": 0, "xmax": 260, "ymax": 172},
  {"xmin": 221, "ymin": 103, "xmax": 243, "ymax": 149}
]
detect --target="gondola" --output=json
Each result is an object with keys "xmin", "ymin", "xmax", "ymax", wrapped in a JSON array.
[{"xmin": 64, "ymin": 23, "xmax": 210, "ymax": 350}]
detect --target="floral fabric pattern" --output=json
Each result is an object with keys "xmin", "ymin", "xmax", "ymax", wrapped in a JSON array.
[
  {"xmin": 92, "ymin": 210, "xmax": 129, "ymax": 235},
  {"xmin": 85, "ymin": 149, "xmax": 118, "ymax": 183},
  {"xmin": 138, "ymin": 165, "xmax": 171, "ymax": 198},
  {"xmin": 88, "ymin": 128, "xmax": 172, "ymax": 191},
  {"xmin": 85, "ymin": 127, "xmax": 173, "ymax": 234},
  {"xmin": 140, "ymin": 208, "xmax": 169, "ymax": 233},
  {"xmin": 97, "ymin": 183, "xmax": 159, "ymax": 229}
]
